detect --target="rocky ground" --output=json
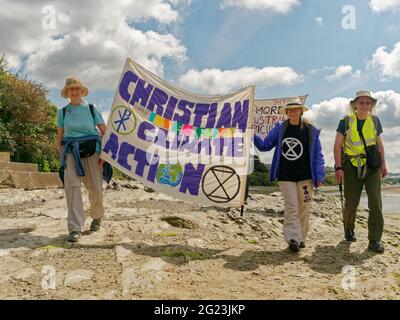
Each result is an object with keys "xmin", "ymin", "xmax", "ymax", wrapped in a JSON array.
[{"xmin": 0, "ymin": 181, "xmax": 399, "ymax": 300}]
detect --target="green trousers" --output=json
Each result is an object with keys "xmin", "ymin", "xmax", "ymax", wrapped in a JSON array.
[{"xmin": 343, "ymin": 159, "xmax": 384, "ymax": 241}]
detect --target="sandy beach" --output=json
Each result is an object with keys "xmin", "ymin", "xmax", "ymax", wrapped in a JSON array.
[
  {"xmin": 382, "ymin": 185, "xmax": 400, "ymax": 195},
  {"xmin": 0, "ymin": 181, "xmax": 399, "ymax": 300}
]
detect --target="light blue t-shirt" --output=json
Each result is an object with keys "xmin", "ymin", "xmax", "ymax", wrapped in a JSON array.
[{"xmin": 57, "ymin": 101, "xmax": 105, "ymax": 153}]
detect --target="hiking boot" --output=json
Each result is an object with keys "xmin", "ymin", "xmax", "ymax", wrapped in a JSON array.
[
  {"xmin": 67, "ymin": 231, "xmax": 81, "ymax": 242},
  {"xmin": 90, "ymin": 218, "xmax": 101, "ymax": 232},
  {"xmin": 368, "ymin": 241, "xmax": 384, "ymax": 254},
  {"xmin": 345, "ymin": 229, "xmax": 356, "ymax": 242},
  {"xmin": 299, "ymin": 241, "xmax": 306, "ymax": 249},
  {"xmin": 288, "ymin": 240, "xmax": 299, "ymax": 252}
]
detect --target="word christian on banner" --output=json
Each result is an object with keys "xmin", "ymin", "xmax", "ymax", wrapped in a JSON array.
[{"xmin": 101, "ymin": 58, "xmax": 254, "ymax": 207}]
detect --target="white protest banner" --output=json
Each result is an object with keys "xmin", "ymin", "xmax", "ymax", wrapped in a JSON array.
[
  {"xmin": 101, "ymin": 58, "xmax": 254, "ymax": 207},
  {"xmin": 253, "ymin": 95, "xmax": 308, "ymax": 140}
]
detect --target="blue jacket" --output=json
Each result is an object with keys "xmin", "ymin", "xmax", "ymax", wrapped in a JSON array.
[
  {"xmin": 59, "ymin": 135, "xmax": 112, "ymax": 184},
  {"xmin": 254, "ymin": 120, "xmax": 325, "ymax": 188}
]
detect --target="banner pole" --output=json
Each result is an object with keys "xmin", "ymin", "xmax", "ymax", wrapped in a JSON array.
[
  {"xmin": 240, "ymin": 85, "xmax": 254, "ymax": 217},
  {"xmin": 241, "ymin": 175, "xmax": 250, "ymax": 217}
]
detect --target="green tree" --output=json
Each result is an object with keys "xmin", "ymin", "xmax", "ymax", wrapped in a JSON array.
[
  {"xmin": 0, "ymin": 55, "xmax": 59, "ymax": 171},
  {"xmin": 249, "ymin": 156, "xmax": 277, "ymax": 186}
]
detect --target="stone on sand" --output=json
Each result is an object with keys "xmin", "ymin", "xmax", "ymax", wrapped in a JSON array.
[{"xmin": 64, "ymin": 269, "xmax": 94, "ymax": 287}]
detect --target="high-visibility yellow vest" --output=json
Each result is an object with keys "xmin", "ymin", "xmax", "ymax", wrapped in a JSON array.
[{"xmin": 343, "ymin": 112, "xmax": 378, "ymax": 175}]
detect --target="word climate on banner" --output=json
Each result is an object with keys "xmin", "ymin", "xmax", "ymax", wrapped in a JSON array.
[{"xmin": 101, "ymin": 58, "xmax": 254, "ymax": 207}]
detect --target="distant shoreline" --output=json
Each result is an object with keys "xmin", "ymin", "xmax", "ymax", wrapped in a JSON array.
[
  {"xmin": 250, "ymin": 184, "xmax": 400, "ymax": 195},
  {"xmin": 250, "ymin": 184, "xmax": 400, "ymax": 214},
  {"xmin": 317, "ymin": 184, "xmax": 400, "ymax": 194},
  {"xmin": 381, "ymin": 185, "xmax": 400, "ymax": 194}
]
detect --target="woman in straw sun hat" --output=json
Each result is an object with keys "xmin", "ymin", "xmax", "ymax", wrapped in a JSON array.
[
  {"xmin": 254, "ymin": 97, "xmax": 325, "ymax": 253},
  {"xmin": 58, "ymin": 77, "xmax": 107, "ymax": 242},
  {"xmin": 333, "ymin": 90, "xmax": 387, "ymax": 253}
]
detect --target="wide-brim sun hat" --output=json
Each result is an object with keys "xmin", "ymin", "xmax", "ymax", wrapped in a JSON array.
[
  {"xmin": 279, "ymin": 96, "xmax": 309, "ymax": 115},
  {"xmin": 350, "ymin": 90, "xmax": 377, "ymax": 108},
  {"xmin": 61, "ymin": 77, "xmax": 89, "ymax": 98}
]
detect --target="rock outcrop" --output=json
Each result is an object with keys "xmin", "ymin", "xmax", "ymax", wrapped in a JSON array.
[{"xmin": 0, "ymin": 152, "xmax": 61, "ymax": 189}]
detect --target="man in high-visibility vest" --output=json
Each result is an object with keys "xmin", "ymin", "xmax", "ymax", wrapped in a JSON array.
[{"xmin": 333, "ymin": 91, "xmax": 387, "ymax": 253}]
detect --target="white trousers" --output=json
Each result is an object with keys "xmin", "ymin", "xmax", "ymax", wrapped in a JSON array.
[
  {"xmin": 279, "ymin": 179, "xmax": 313, "ymax": 244},
  {"xmin": 64, "ymin": 153, "xmax": 104, "ymax": 233}
]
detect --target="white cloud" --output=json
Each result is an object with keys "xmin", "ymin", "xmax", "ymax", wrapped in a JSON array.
[
  {"xmin": 307, "ymin": 90, "xmax": 400, "ymax": 131},
  {"xmin": 179, "ymin": 66, "xmax": 303, "ymax": 94},
  {"xmin": 373, "ymin": 90, "xmax": 400, "ymax": 128},
  {"xmin": 368, "ymin": 42, "xmax": 400, "ymax": 80},
  {"xmin": 308, "ymin": 66, "xmax": 335, "ymax": 75},
  {"xmin": 281, "ymin": 96, "xmax": 348, "ymax": 168},
  {"xmin": 325, "ymin": 65, "xmax": 361, "ymax": 81},
  {"xmin": 0, "ymin": 0, "xmax": 188, "ymax": 90},
  {"xmin": 386, "ymin": 24, "xmax": 400, "ymax": 32},
  {"xmin": 25, "ymin": 28, "xmax": 186, "ymax": 90},
  {"xmin": 306, "ymin": 90, "xmax": 400, "ymax": 172},
  {"xmin": 306, "ymin": 97, "xmax": 351, "ymax": 130},
  {"xmin": 370, "ymin": 0, "xmax": 400, "ymax": 12},
  {"xmin": 220, "ymin": 0, "xmax": 300, "ymax": 13},
  {"xmin": 315, "ymin": 17, "xmax": 323, "ymax": 26}
]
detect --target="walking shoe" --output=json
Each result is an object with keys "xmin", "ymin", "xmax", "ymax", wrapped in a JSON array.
[
  {"xmin": 299, "ymin": 241, "xmax": 306, "ymax": 249},
  {"xmin": 345, "ymin": 229, "xmax": 356, "ymax": 242},
  {"xmin": 67, "ymin": 231, "xmax": 81, "ymax": 242},
  {"xmin": 90, "ymin": 218, "xmax": 101, "ymax": 232},
  {"xmin": 368, "ymin": 241, "xmax": 384, "ymax": 254},
  {"xmin": 288, "ymin": 240, "xmax": 299, "ymax": 252}
]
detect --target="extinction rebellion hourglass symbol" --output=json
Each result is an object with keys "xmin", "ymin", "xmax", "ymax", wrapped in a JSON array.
[
  {"xmin": 282, "ymin": 137, "xmax": 303, "ymax": 161},
  {"xmin": 201, "ymin": 166, "xmax": 241, "ymax": 203}
]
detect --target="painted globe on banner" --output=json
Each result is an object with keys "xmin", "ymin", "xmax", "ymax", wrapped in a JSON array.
[{"xmin": 156, "ymin": 164, "xmax": 183, "ymax": 187}]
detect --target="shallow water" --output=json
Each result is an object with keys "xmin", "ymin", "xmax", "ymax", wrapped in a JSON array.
[
  {"xmin": 250, "ymin": 185, "xmax": 400, "ymax": 214},
  {"xmin": 360, "ymin": 194, "xmax": 400, "ymax": 214}
]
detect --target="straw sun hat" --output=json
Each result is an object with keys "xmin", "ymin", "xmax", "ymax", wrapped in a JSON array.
[
  {"xmin": 61, "ymin": 77, "xmax": 89, "ymax": 99},
  {"xmin": 279, "ymin": 97, "xmax": 309, "ymax": 115}
]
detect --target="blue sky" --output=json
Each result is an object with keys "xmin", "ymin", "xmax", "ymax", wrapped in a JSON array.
[
  {"xmin": 1, "ymin": 0, "xmax": 400, "ymax": 171},
  {"xmin": 168, "ymin": 0, "xmax": 400, "ymax": 104},
  {"xmin": 39, "ymin": 0, "xmax": 400, "ymax": 107}
]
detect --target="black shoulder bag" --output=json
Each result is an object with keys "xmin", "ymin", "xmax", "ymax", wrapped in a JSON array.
[
  {"xmin": 63, "ymin": 103, "xmax": 98, "ymax": 158},
  {"xmin": 357, "ymin": 118, "xmax": 381, "ymax": 169}
]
